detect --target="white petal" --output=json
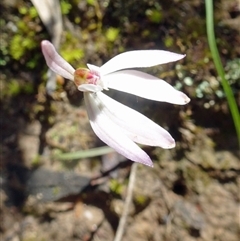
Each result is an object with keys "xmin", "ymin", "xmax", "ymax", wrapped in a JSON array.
[
  {"xmin": 87, "ymin": 63, "xmax": 101, "ymax": 75},
  {"xmin": 84, "ymin": 92, "xmax": 153, "ymax": 167},
  {"xmin": 41, "ymin": 40, "xmax": 75, "ymax": 81},
  {"xmin": 103, "ymin": 70, "xmax": 190, "ymax": 105},
  {"xmin": 78, "ymin": 84, "xmax": 103, "ymax": 92},
  {"xmin": 95, "ymin": 92, "xmax": 175, "ymax": 148},
  {"xmin": 100, "ymin": 50, "xmax": 185, "ymax": 76}
]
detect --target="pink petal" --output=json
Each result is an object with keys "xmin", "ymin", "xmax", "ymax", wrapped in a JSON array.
[
  {"xmin": 100, "ymin": 50, "xmax": 185, "ymax": 76},
  {"xmin": 103, "ymin": 70, "xmax": 190, "ymax": 105},
  {"xmin": 95, "ymin": 92, "xmax": 175, "ymax": 148},
  {"xmin": 41, "ymin": 40, "xmax": 75, "ymax": 81},
  {"xmin": 84, "ymin": 92, "xmax": 153, "ymax": 167}
]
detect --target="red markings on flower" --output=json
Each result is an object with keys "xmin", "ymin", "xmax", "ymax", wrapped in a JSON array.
[{"xmin": 74, "ymin": 68, "xmax": 99, "ymax": 87}]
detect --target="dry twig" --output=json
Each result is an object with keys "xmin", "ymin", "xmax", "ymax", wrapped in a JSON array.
[{"xmin": 113, "ymin": 163, "xmax": 138, "ymax": 241}]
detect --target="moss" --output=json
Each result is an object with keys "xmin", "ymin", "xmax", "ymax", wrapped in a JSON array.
[{"xmin": 109, "ymin": 179, "xmax": 125, "ymax": 196}]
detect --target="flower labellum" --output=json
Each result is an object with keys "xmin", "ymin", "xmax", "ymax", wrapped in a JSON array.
[{"xmin": 41, "ymin": 40, "xmax": 190, "ymax": 167}]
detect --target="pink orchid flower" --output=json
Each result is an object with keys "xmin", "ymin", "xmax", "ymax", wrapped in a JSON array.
[{"xmin": 41, "ymin": 40, "xmax": 190, "ymax": 167}]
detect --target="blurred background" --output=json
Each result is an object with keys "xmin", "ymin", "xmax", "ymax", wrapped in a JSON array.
[{"xmin": 0, "ymin": 0, "xmax": 239, "ymax": 240}]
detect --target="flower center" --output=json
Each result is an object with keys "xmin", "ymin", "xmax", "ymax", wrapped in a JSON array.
[{"xmin": 73, "ymin": 68, "xmax": 99, "ymax": 87}]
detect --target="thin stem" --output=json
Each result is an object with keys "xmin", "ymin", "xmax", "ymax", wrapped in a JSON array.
[
  {"xmin": 113, "ymin": 163, "xmax": 137, "ymax": 241},
  {"xmin": 205, "ymin": 0, "xmax": 240, "ymax": 146}
]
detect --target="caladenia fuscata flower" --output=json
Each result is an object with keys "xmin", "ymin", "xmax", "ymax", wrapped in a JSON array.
[{"xmin": 41, "ymin": 40, "xmax": 190, "ymax": 167}]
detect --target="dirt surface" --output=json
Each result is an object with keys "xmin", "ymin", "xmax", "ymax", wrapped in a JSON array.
[{"xmin": 1, "ymin": 0, "xmax": 240, "ymax": 241}]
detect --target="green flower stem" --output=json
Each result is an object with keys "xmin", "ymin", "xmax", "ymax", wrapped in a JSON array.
[
  {"xmin": 56, "ymin": 146, "xmax": 114, "ymax": 161},
  {"xmin": 205, "ymin": 0, "xmax": 240, "ymax": 146}
]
